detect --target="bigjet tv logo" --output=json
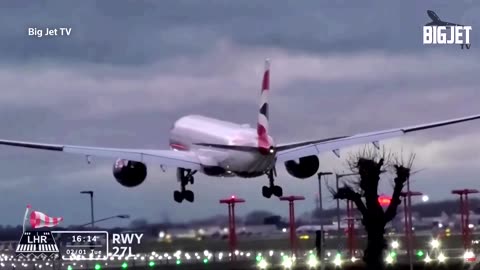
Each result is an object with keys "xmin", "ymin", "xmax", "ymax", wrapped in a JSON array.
[{"xmin": 423, "ymin": 10, "xmax": 472, "ymax": 49}]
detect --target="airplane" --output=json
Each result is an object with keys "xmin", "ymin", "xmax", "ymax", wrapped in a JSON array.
[
  {"xmin": 296, "ymin": 221, "xmax": 354, "ymax": 234},
  {"xmin": 0, "ymin": 59, "xmax": 480, "ymax": 203},
  {"xmin": 425, "ymin": 10, "xmax": 464, "ymax": 27}
]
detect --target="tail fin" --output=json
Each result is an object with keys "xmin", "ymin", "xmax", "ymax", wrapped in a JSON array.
[{"xmin": 257, "ymin": 59, "xmax": 271, "ymax": 154}]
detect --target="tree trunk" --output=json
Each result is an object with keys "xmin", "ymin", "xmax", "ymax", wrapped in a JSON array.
[
  {"xmin": 364, "ymin": 225, "xmax": 386, "ymax": 270},
  {"xmin": 334, "ymin": 155, "xmax": 412, "ymax": 270}
]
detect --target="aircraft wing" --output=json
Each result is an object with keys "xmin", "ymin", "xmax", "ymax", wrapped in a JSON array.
[
  {"xmin": 445, "ymin": 21, "xmax": 464, "ymax": 26},
  {"xmin": 0, "ymin": 139, "xmax": 202, "ymax": 170},
  {"xmin": 275, "ymin": 114, "xmax": 480, "ymax": 162},
  {"xmin": 425, "ymin": 21, "xmax": 464, "ymax": 27}
]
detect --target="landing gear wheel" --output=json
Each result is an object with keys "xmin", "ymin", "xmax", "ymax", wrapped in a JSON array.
[
  {"xmin": 184, "ymin": 190, "xmax": 194, "ymax": 202},
  {"xmin": 174, "ymin": 168, "xmax": 197, "ymax": 203},
  {"xmin": 272, "ymin": 185, "xmax": 283, "ymax": 197},
  {"xmin": 262, "ymin": 186, "xmax": 272, "ymax": 198},
  {"xmin": 263, "ymin": 169, "xmax": 282, "ymax": 199},
  {"xmin": 173, "ymin": 191, "xmax": 183, "ymax": 203}
]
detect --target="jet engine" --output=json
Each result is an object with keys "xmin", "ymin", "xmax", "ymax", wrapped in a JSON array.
[
  {"xmin": 284, "ymin": 155, "xmax": 319, "ymax": 179},
  {"xmin": 113, "ymin": 159, "xmax": 147, "ymax": 187}
]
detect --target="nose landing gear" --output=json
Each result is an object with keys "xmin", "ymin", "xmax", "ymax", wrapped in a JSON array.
[{"xmin": 173, "ymin": 168, "xmax": 196, "ymax": 203}]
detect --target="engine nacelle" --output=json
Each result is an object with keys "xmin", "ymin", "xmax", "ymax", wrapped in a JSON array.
[
  {"xmin": 113, "ymin": 159, "xmax": 147, "ymax": 187},
  {"xmin": 284, "ymin": 155, "xmax": 320, "ymax": 179}
]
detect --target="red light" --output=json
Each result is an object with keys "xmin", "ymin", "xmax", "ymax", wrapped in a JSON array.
[
  {"xmin": 231, "ymin": 195, "xmax": 235, "ymax": 199},
  {"xmin": 378, "ymin": 195, "xmax": 392, "ymax": 206}
]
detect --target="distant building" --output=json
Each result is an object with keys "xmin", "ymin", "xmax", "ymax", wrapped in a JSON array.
[
  {"xmin": 170, "ymin": 229, "xmax": 197, "ymax": 239},
  {"xmin": 196, "ymin": 226, "xmax": 225, "ymax": 238},
  {"xmin": 237, "ymin": 225, "xmax": 278, "ymax": 236}
]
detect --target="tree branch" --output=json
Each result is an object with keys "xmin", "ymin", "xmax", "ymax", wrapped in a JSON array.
[
  {"xmin": 384, "ymin": 165, "xmax": 410, "ymax": 223},
  {"xmin": 384, "ymin": 185, "xmax": 403, "ymax": 223},
  {"xmin": 333, "ymin": 185, "xmax": 367, "ymax": 216},
  {"xmin": 353, "ymin": 197, "xmax": 367, "ymax": 217}
]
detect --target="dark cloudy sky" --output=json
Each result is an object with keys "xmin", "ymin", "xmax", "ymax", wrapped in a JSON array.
[{"xmin": 0, "ymin": 0, "xmax": 479, "ymax": 227}]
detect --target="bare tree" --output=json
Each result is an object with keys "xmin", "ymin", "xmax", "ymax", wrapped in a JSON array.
[{"xmin": 333, "ymin": 146, "xmax": 414, "ymax": 269}]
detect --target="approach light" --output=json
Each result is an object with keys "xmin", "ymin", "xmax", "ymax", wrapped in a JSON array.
[
  {"xmin": 438, "ymin": 253, "xmax": 446, "ymax": 263},
  {"xmin": 333, "ymin": 254, "xmax": 342, "ymax": 267},
  {"xmin": 391, "ymin": 240, "xmax": 399, "ymax": 249},
  {"xmin": 425, "ymin": 254, "xmax": 432, "ymax": 263},
  {"xmin": 464, "ymin": 250, "xmax": 475, "ymax": 262},
  {"xmin": 422, "ymin": 195, "xmax": 429, "ymax": 202},
  {"xmin": 257, "ymin": 258, "xmax": 268, "ymax": 269},
  {"xmin": 307, "ymin": 255, "xmax": 318, "ymax": 268},
  {"xmin": 430, "ymin": 239, "xmax": 440, "ymax": 249},
  {"xmin": 282, "ymin": 256, "xmax": 293, "ymax": 269},
  {"xmin": 386, "ymin": 254, "xmax": 394, "ymax": 264}
]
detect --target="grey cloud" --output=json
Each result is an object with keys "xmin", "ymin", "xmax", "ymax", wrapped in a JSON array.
[
  {"xmin": 0, "ymin": 0, "xmax": 478, "ymax": 66},
  {"xmin": 1, "ymin": 45, "xmax": 478, "ymax": 122}
]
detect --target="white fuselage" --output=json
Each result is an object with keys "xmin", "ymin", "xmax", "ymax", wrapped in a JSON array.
[{"xmin": 169, "ymin": 115, "xmax": 275, "ymax": 177}]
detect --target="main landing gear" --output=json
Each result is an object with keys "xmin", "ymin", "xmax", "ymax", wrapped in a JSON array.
[
  {"xmin": 174, "ymin": 168, "xmax": 197, "ymax": 203},
  {"xmin": 262, "ymin": 170, "xmax": 283, "ymax": 198}
]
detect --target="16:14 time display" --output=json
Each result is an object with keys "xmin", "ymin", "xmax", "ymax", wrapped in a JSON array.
[{"xmin": 71, "ymin": 235, "xmax": 98, "ymax": 242}]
